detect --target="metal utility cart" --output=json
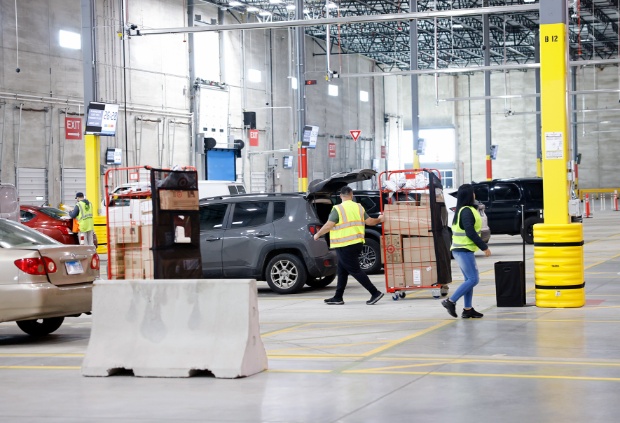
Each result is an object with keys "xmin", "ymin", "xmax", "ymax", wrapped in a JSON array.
[{"xmin": 378, "ymin": 169, "xmax": 452, "ymax": 300}]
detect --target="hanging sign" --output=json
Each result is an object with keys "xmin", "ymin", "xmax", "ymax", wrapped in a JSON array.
[
  {"xmin": 328, "ymin": 142, "xmax": 336, "ymax": 158},
  {"xmin": 380, "ymin": 146, "xmax": 386, "ymax": 159},
  {"xmin": 249, "ymin": 129, "xmax": 259, "ymax": 147},
  {"xmin": 65, "ymin": 117, "xmax": 82, "ymax": 140},
  {"xmin": 349, "ymin": 130, "xmax": 361, "ymax": 142}
]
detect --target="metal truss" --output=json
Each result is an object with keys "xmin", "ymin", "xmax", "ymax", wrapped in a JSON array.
[{"xmin": 198, "ymin": 0, "xmax": 620, "ymax": 70}]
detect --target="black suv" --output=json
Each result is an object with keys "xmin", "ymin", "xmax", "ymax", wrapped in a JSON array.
[
  {"xmin": 199, "ymin": 169, "xmax": 377, "ymax": 294},
  {"xmin": 470, "ymin": 177, "xmax": 543, "ymax": 244}
]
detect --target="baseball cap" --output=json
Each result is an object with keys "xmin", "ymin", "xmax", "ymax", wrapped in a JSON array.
[{"xmin": 75, "ymin": 192, "xmax": 84, "ymax": 199}]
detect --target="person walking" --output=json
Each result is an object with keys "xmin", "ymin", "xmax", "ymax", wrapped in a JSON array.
[
  {"xmin": 442, "ymin": 184, "xmax": 491, "ymax": 318},
  {"xmin": 70, "ymin": 192, "xmax": 95, "ymax": 246},
  {"xmin": 313, "ymin": 186, "xmax": 385, "ymax": 305}
]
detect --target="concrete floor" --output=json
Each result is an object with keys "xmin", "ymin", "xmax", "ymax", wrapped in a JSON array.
[{"xmin": 1, "ymin": 211, "xmax": 619, "ymax": 422}]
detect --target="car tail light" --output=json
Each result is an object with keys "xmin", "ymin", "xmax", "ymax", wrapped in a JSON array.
[
  {"xmin": 308, "ymin": 224, "xmax": 322, "ymax": 235},
  {"xmin": 14, "ymin": 257, "xmax": 57, "ymax": 275},
  {"xmin": 91, "ymin": 253, "xmax": 100, "ymax": 270}
]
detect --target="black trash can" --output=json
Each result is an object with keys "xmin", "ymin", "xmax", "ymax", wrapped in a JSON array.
[{"xmin": 494, "ymin": 261, "xmax": 526, "ymax": 307}]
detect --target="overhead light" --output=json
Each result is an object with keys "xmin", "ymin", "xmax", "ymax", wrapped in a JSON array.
[
  {"xmin": 285, "ymin": 4, "xmax": 295, "ymax": 10},
  {"xmin": 303, "ymin": 8, "xmax": 310, "ymax": 14},
  {"xmin": 229, "ymin": 1, "xmax": 243, "ymax": 6},
  {"xmin": 269, "ymin": 0, "xmax": 282, "ymax": 3},
  {"xmin": 325, "ymin": 2, "xmax": 338, "ymax": 9},
  {"xmin": 523, "ymin": 0, "xmax": 536, "ymax": 3},
  {"xmin": 258, "ymin": 10, "xmax": 272, "ymax": 16},
  {"xmin": 247, "ymin": 6, "xmax": 259, "ymax": 12},
  {"xmin": 452, "ymin": 24, "xmax": 463, "ymax": 29}
]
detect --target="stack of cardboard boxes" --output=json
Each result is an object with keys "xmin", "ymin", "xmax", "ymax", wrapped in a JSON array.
[
  {"xmin": 108, "ymin": 199, "xmax": 154, "ymax": 279},
  {"xmin": 382, "ymin": 193, "xmax": 440, "ymax": 289}
]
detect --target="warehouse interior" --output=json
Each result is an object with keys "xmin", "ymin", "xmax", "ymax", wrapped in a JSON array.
[{"xmin": 2, "ymin": 0, "xmax": 620, "ymax": 421}]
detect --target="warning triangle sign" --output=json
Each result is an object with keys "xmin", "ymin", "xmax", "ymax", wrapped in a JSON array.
[{"xmin": 350, "ymin": 130, "xmax": 361, "ymax": 142}]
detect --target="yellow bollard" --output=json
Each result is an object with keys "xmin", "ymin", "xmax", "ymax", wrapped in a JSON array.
[{"xmin": 534, "ymin": 223, "xmax": 585, "ymax": 308}]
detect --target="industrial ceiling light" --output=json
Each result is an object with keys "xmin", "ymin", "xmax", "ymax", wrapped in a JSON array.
[
  {"xmin": 229, "ymin": 1, "xmax": 243, "ymax": 6},
  {"xmin": 258, "ymin": 10, "xmax": 272, "ymax": 16},
  {"xmin": 247, "ymin": 6, "xmax": 259, "ymax": 12},
  {"xmin": 452, "ymin": 24, "xmax": 464, "ymax": 29},
  {"xmin": 523, "ymin": 0, "xmax": 536, "ymax": 3},
  {"xmin": 269, "ymin": 0, "xmax": 282, "ymax": 4},
  {"xmin": 285, "ymin": 4, "xmax": 295, "ymax": 10},
  {"xmin": 325, "ymin": 2, "xmax": 338, "ymax": 9}
]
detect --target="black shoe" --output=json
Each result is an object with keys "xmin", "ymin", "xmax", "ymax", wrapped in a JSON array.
[
  {"xmin": 366, "ymin": 292, "xmax": 384, "ymax": 305},
  {"xmin": 441, "ymin": 299, "xmax": 457, "ymax": 318},
  {"xmin": 324, "ymin": 297, "xmax": 344, "ymax": 305},
  {"xmin": 462, "ymin": 308, "xmax": 484, "ymax": 318}
]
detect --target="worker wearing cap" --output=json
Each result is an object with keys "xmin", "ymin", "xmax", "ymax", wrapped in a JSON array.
[{"xmin": 69, "ymin": 192, "xmax": 95, "ymax": 246}]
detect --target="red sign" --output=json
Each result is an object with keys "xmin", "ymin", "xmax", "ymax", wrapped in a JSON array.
[
  {"xmin": 350, "ymin": 130, "xmax": 361, "ymax": 142},
  {"xmin": 328, "ymin": 142, "xmax": 336, "ymax": 158},
  {"xmin": 305, "ymin": 80, "xmax": 318, "ymax": 86},
  {"xmin": 380, "ymin": 146, "xmax": 386, "ymax": 159},
  {"xmin": 249, "ymin": 129, "xmax": 259, "ymax": 147},
  {"xmin": 65, "ymin": 117, "xmax": 82, "ymax": 140}
]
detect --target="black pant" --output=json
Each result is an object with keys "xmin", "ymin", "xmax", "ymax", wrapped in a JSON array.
[{"xmin": 334, "ymin": 243, "xmax": 380, "ymax": 299}]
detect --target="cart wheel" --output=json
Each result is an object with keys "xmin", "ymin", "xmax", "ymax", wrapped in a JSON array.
[
  {"xmin": 440, "ymin": 285, "xmax": 449, "ymax": 297},
  {"xmin": 392, "ymin": 293, "xmax": 399, "ymax": 301},
  {"xmin": 398, "ymin": 292, "xmax": 406, "ymax": 299},
  {"xmin": 431, "ymin": 288, "xmax": 441, "ymax": 299}
]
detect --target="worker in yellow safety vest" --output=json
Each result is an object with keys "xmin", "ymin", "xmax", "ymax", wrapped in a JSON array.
[
  {"xmin": 313, "ymin": 186, "xmax": 385, "ymax": 305},
  {"xmin": 69, "ymin": 192, "xmax": 95, "ymax": 246},
  {"xmin": 441, "ymin": 184, "xmax": 491, "ymax": 319}
]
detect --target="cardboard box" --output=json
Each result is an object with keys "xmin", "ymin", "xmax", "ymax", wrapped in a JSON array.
[
  {"xmin": 140, "ymin": 225, "xmax": 153, "ymax": 248},
  {"xmin": 115, "ymin": 225, "xmax": 140, "ymax": 243},
  {"xmin": 385, "ymin": 262, "xmax": 438, "ymax": 287},
  {"xmin": 381, "ymin": 234, "xmax": 403, "ymax": 264},
  {"xmin": 143, "ymin": 259, "xmax": 154, "ymax": 279},
  {"xmin": 384, "ymin": 203, "xmax": 432, "ymax": 236},
  {"xmin": 159, "ymin": 190, "xmax": 199, "ymax": 211},
  {"xmin": 124, "ymin": 268, "xmax": 145, "ymax": 280},
  {"xmin": 124, "ymin": 247, "xmax": 153, "ymax": 263},
  {"xmin": 419, "ymin": 189, "xmax": 445, "ymax": 204},
  {"xmin": 108, "ymin": 206, "xmax": 133, "ymax": 227},
  {"xmin": 403, "ymin": 237, "xmax": 436, "ymax": 263}
]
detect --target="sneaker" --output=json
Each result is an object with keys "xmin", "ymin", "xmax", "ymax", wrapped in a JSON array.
[
  {"xmin": 366, "ymin": 292, "xmax": 384, "ymax": 305},
  {"xmin": 441, "ymin": 299, "xmax": 457, "ymax": 318},
  {"xmin": 324, "ymin": 297, "xmax": 344, "ymax": 305},
  {"xmin": 462, "ymin": 308, "xmax": 484, "ymax": 319}
]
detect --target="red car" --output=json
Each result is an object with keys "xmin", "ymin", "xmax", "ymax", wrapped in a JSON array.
[{"xmin": 20, "ymin": 205, "xmax": 98, "ymax": 247}]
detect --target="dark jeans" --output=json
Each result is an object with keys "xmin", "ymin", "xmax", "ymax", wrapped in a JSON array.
[{"xmin": 334, "ymin": 243, "xmax": 380, "ymax": 299}]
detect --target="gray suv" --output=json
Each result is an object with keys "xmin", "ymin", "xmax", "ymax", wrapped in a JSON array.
[{"xmin": 199, "ymin": 169, "xmax": 376, "ymax": 294}]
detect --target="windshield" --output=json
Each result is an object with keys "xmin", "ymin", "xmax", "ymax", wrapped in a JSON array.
[
  {"xmin": 39, "ymin": 207, "xmax": 71, "ymax": 220},
  {"xmin": 0, "ymin": 219, "xmax": 58, "ymax": 248}
]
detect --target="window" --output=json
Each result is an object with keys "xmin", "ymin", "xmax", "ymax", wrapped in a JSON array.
[
  {"xmin": 360, "ymin": 90, "xmax": 369, "ymax": 102},
  {"xmin": 291, "ymin": 77, "xmax": 298, "ymax": 90},
  {"xmin": 357, "ymin": 196, "xmax": 379, "ymax": 215},
  {"xmin": 273, "ymin": 201, "xmax": 286, "ymax": 221},
  {"xmin": 439, "ymin": 170, "xmax": 454, "ymax": 189},
  {"xmin": 231, "ymin": 201, "xmax": 269, "ymax": 228},
  {"xmin": 493, "ymin": 183, "xmax": 520, "ymax": 201},
  {"xmin": 328, "ymin": 84, "xmax": 338, "ymax": 96},
  {"xmin": 200, "ymin": 204, "xmax": 228, "ymax": 230},
  {"xmin": 20, "ymin": 210, "xmax": 35, "ymax": 223},
  {"xmin": 248, "ymin": 69, "xmax": 262, "ymax": 83},
  {"xmin": 524, "ymin": 182, "xmax": 543, "ymax": 201},
  {"xmin": 59, "ymin": 30, "xmax": 81, "ymax": 50},
  {"xmin": 474, "ymin": 185, "xmax": 489, "ymax": 202}
]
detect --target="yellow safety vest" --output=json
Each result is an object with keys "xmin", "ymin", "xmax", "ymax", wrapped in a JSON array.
[
  {"xmin": 77, "ymin": 201, "xmax": 94, "ymax": 232},
  {"xmin": 451, "ymin": 206, "xmax": 482, "ymax": 252},
  {"xmin": 330, "ymin": 200, "xmax": 365, "ymax": 248}
]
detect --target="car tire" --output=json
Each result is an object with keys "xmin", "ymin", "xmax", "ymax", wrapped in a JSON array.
[
  {"xmin": 360, "ymin": 238, "xmax": 382, "ymax": 274},
  {"xmin": 16, "ymin": 317, "xmax": 65, "ymax": 336},
  {"xmin": 521, "ymin": 216, "xmax": 544, "ymax": 244},
  {"xmin": 305, "ymin": 274, "xmax": 336, "ymax": 289},
  {"xmin": 266, "ymin": 253, "xmax": 307, "ymax": 294}
]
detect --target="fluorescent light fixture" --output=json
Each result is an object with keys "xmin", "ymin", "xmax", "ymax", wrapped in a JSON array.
[
  {"xmin": 291, "ymin": 77, "xmax": 298, "ymax": 90},
  {"xmin": 59, "ymin": 30, "xmax": 81, "ymax": 49},
  {"xmin": 328, "ymin": 84, "xmax": 338, "ymax": 97},
  {"xmin": 303, "ymin": 8, "xmax": 309, "ymax": 13},
  {"xmin": 452, "ymin": 24, "xmax": 463, "ymax": 29},
  {"xmin": 258, "ymin": 10, "xmax": 272, "ymax": 16},
  {"xmin": 269, "ymin": 0, "xmax": 282, "ymax": 3},
  {"xmin": 325, "ymin": 2, "xmax": 337, "ymax": 9},
  {"xmin": 285, "ymin": 4, "xmax": 295, "ymax": 10},
  {"xmin": 523, "ymin": 0, "xmax": 536, "ymax": 3},
  {"xmin": 248, "ymin": 68, "xmax": 262, "ymax": 82},
  {"xmin": 360, "ymin": 90, "xmax": 369, "ymax": 102},
  {"xmin": 247, "ymin": 6, "xmax": 259, "ymax": 12},
  {"xmin": 229, "ymin": 1, "xmax": 243, "ymax": 6}
]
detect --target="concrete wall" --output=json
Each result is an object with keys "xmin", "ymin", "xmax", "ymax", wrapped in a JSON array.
[{"xmin": 0, "ymin": 0, "xmax": 617, "ymax": 206}]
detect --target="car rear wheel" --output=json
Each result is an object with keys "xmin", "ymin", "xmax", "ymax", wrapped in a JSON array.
[
  {"xmin": 16, "ymin": 317, "xmax": 64, "ymax": 336},
  {"xmin": 521, "ymin": 216, "xmax": 543, "ymax": 244},
  {"xmin": 305, "ymin": 274, "xmax": 336, "ymax": 289},
  {"xmin": 360, "ymin": 238, "xmax": 382, "ymax": 274},
  {"xmin": 266, "ymin": 253, "xmax": 307, "ymax": 294}
]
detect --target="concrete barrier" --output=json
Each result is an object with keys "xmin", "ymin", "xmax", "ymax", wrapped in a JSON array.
[{"xmin": 82, "ymin": 279, "xmax": 268, "ymax": 378}]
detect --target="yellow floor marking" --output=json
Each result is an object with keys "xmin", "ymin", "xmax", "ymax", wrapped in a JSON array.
[
  {"xmin": 261, "ymin": 323, "xmax": 310, "ymax": 338},
  {"xmin": 362, "ymin": 320, "xmax": 454, "ymax": 357},
  {"xmin": 343, "ymin": 369, "xmax": 620, "ymax": 382},
  {"xmin": 267, "ymin": 369, "xmax": 331, "ymax": 374},
  {"xmin": 267, "ymin": 339, "xmax": 387, "ymax": 354},
  {"xmin": 362, "ymin": 356, "xmax": 620, "ymax": 367}
]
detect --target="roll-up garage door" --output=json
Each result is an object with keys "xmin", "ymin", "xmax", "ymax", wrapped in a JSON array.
[
  {"xmin": 62, "ymin": 168, "xmax": 86, "ymax": 206},
  {"xmin": 17, "ymin": 168, "xmax": 46, "ymax": 205}
]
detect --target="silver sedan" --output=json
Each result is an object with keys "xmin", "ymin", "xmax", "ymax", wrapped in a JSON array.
[{"xmin": 0, "ymin": 218, "xmax": 99, "ymax": 336}]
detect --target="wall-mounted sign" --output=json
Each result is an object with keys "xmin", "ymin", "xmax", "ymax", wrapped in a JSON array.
[
  {"xmin": 302, "ymin": 125, "xmax": 319, "ymax": 148},
  {"xmin": 65, "ymin": 117, "xmax": 82, "ymax": 140},
  {"xmin": 380, "ymin": 145, "xmax": 386, "ymax": 159},
  {"xmin": 85, "ymin": 102, "xmax": 119, "ymax": 136},
  {"xmin": 105, "ymin": 148, "xmax": 122, "ymax": 165},
  {"xmin": 249, "ymin": 129, "xmax": 259, "ymax": 147},
  {"xmin": 349, "ymin": 130, "xmax": 361, "ymax": 142},
  {"xmin": 328, "ymin": 142, "xmax": 336, "ymax": 158},
  {"xmin": 283, "ymin": 155, "xmax": 294, "ymax": 169}
]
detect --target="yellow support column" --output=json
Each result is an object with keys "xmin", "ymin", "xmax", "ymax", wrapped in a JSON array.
[
  {"xmin": 536, "ymin": 2, "xmax": 585, "ymax": 307},
  {"xmin": 84, "ymin": 134, "xmax": 107, "ymax": 254}
]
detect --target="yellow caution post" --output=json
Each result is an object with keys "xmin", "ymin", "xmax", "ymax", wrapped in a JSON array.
[{"xmin": 85, "ymin": 134, "xmax": 107, "ymax": 254}]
